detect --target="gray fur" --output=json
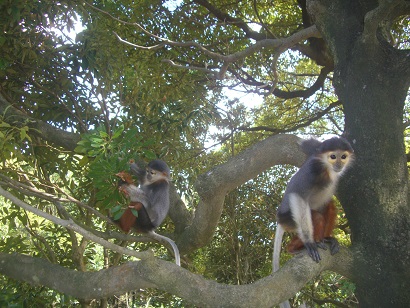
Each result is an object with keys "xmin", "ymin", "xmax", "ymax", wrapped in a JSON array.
[{"xmin": 130, "ymin": 159, "xmax": 170, "ymax": 228}]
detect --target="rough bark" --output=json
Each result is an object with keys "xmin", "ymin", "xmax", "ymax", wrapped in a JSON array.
[
  {"xmin": 308, "ymin": 0, "xmax": 410, "ymax": 306},
  {"xmin": 0, "ymin": 248, "xmax": 354, "ymax": 307}
]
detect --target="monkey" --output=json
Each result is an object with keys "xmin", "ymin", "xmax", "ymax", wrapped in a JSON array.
[
  {"xmin": 273, "ymin": 137, "xmax": 354, "ymax": 268},
  {"xmin": 272, "ymin": 137, "xmax": 354, "ymax": 308},
  {"xmin": 114, "ymin": 159, "xmax": 181, "ymax": 266}
]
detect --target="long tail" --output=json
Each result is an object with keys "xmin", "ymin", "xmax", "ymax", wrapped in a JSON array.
[
  {"xmin": 149, "ymin": 231, "xmax": 181, "ymax": 266},
  {"xmin": 272, "ymin": 224, "xmax": 291, "ymax": 308},
  {"xmin": 272, "ymin": 224, "xmax": 284, "ymax": 272}
]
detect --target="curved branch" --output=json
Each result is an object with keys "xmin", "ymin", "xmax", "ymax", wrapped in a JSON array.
[
  {"xmin": 115, "ymin": 26, "xmax": 320, "ymax": 78},
  {"xmin": 176, "ymin": 134, "xmax": 306, "ymax": 254},
  {"xmin": 238, "ymin": 101, "xmax": 342, "ymax": 133},
  {"xmin": 233, "ymin": 65, "xmax": 332, "ymax": 98},
  {"xmin": 0, "ymin": 93, "xmax": 80, "ymax": 151},
  {"xmin": 193, "ymin": 0, "xmax": 270, "ymax": 41},
  {"xmin": 0, "ymin": 247, "xmax": 354, "ymax": 306},
  {"xmin": 363, "ymin": 0, "xmax": 403, "ymax": 42}
]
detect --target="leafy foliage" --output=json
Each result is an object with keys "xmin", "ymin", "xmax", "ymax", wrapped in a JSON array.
[{"xmin": 0, "ymin": 0, "xmax": 407, "ymax": 306}]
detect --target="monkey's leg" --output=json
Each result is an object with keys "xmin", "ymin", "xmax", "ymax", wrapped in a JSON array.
[
  {"xmin": 286, "ymin": 236, "xmax": 304, "ymax": 253},
  {"xmin": 322, "ymin": 201, "xmax": 340, "ymax": 254},
  {"xmin": 312, "ymin": 210, "xmax": 325, "ymax": 242},
  {"xmin": 287, "ymin": 211, "xmax": 326, "ymax": 253},
  {"xmin": 288, "ymin": 193, "xmax": 321, "ymax": 262},
  {"xmin": 116, "ymin": 207, "xmax": 137, "ymax": 233}
]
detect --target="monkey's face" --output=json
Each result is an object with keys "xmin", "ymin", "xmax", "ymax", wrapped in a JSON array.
[
  {"xmin": 146, "ymin": 167, "xmax": 169, "ymax": 184},
  {"xmin": 322, "ymin": 150, "xmax": 354, "ymax": 173}
]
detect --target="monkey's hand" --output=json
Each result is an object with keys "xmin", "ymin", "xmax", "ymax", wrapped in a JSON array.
[
  {"xmin": 324, "ymin": 237, "xmax": 340, "ymax": 255},
  {"xmin": 130, "ymin": 162, "xmax": 147, "ymax": 181},
  {"xmin": 304, "ymin": 242, "xmax": 322, "ymax": 263}
]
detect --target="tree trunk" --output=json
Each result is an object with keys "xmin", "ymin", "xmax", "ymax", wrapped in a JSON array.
[{"xmin": 308, "ymin": 0, "xmax": 410, "ymax": 306}]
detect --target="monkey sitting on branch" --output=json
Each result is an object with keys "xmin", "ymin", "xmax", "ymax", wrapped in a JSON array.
[
  {"xmin": 273, "ymin": 137, "xmax": 354, "ymax": 269},
  {"xmin": 114, "ymin": 159, "xmax": 180, "ymax": 266}
]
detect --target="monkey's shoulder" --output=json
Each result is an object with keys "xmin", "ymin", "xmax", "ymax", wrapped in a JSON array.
[
  {"xmin": 305, "ymin": 156, "xmax": 335, "ymax": 186},
  {"xmin": 286, "ymin": 157, "xmax": 325, "ymax": 185}
]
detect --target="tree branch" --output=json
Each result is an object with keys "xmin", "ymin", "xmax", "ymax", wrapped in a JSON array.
[
  {"xmin": 0, "ymin": 186, "xmax": 151, "ymax": 260},
  {"xmin": 0, "ymin": 93, "xmax": 80, "ymax": 151},
  {"xmin": 363, "ymin": 0, "xmax": 404, "ymax": 42},
  {"xmin": 237, "ymin": 101, "xmax": 342, "ymax": 133},
  {"xmin": 232, "ymin": 65, "xmax": 332, "ymax": 97},
  {"xmin": 193, "ymin": 0, "xmax": 271, "ymax": 41},
  {"xmin": 0, "ymin": 246, "xmax": 354, "ymax": 306},
  {"xmin": 176, "ymin": 134, "xmax": 306, "ymax": 254},
  {"xmin": 115, "ymin": 26, "xmax": 320, "ymax": 81}
]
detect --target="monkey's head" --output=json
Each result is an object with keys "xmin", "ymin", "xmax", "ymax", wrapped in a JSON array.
[
  {"xmin": 145, "ymin": 159, "xmax": 171, "ymax": 184},
  {"xmin": 318, "ymin": 137, "xmax": 354, "ymax": 173}
]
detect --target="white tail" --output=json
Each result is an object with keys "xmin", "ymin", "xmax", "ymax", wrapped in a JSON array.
[{"xmin": 272, "ymin": 224, "xmax": 291, "ymax": 308}]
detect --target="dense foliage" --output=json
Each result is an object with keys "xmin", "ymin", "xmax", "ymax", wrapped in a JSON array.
[{"xmin": 0, "ymin": 0, "xmax": 408, "ymax": 307}]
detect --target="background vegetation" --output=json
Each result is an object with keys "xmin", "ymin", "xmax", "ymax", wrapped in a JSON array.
[{"xmin": 0, "ymin": 0, "xmax": 408, "ymax": 307}]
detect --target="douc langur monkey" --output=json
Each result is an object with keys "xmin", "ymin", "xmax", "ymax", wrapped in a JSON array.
[
  {"xmin": 115, "ymin": 159, "xmax": 180, "ymax": 266},
  {"xmin": 272, "ymin": 137, "xmax": 354, "ymax": 307},
  {"xmin": 274, "ymin": 137, "xmax": 354, "ymax": 264}
]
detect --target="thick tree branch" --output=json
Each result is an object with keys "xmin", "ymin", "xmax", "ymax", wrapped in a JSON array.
[
  {"xmin": 176, "ymin": 134, "xmax": 306, "ymax": 254},
  {"xmin": 363, "ymin": 0, "xmax": 404, "ymax": 42},
  {"xmin": 91, "ymin": 2, "xmax": 328, "ymax": 97},
  {"xmin": 0, "ymin": 93, "xmax": 80, "ymax": 151},
  {"xmin": 0, "ymin": 247, "xmax": 354, "ymax": 306}
]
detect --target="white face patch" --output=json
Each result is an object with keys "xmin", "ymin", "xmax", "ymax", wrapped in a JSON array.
[
  {"xmin": 146, "ymin": 168, "xmax": 169, "ymax": 184},
  {"xmin": 324, "ymin": 150, "xmax": 353, "ymax": 173}
]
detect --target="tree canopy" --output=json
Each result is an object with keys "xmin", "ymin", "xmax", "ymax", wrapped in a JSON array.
[{"xmin": 0, "ymin": 0, "xmax": 409, "ymax": 307}]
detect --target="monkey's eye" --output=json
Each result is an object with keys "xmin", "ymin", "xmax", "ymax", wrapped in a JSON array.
[
  {"xmin": 341, "ymin": 154, "xmax": 347, "ymax": 159},
  {"xmin": 330, "ymin": 154, "xmax": 337, "ymax": 160}
]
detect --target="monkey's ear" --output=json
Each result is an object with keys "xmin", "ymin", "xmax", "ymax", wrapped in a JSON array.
[{"xmin": 299, "ymin": 138, "xmax": 322, "ymax": 156}]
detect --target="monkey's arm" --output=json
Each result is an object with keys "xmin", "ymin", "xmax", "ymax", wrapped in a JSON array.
[
  {"xmin": 121, "ymin": 184, "xmax": 150, "ymax": 207},
  {"xmin": 129, "ymin": 162, "xmax": 147, "ymax": 183}
]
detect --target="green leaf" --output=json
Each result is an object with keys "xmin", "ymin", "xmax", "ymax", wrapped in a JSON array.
[
  {"xmin": 0, "ymin": 121, "xmax": 11, "ymax": 128},
  {"xmin": 130, "ymin": 208, "xmax": 139, "ymax": 217},
  {"xmin": 112, "ymin": 124, "xmax": 124, "ymax": 139},
  {"xmin": 111, "ymin": 205, "xmax": 122, "ymax": 213},
  {"xmin": 113, "ymin": 209, "xmax": 124, "ymax": 220}
]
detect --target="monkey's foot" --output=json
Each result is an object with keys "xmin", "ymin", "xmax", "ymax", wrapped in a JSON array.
[
  {"xmin": 324, "ymin": 237, "xmax": 340, "ymax": 255},
  {"xmin": 316, "ymin": 241, "xmax": 327, "ymax": 250},
  {"xmin": 304, "ymin": 242, "xmax": 322, "ymax": 263}
]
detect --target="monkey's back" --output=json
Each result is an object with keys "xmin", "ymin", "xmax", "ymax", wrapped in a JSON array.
[{"xmin": 143, "ymin": 181, "xmax": 170, "ymax": 228}]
